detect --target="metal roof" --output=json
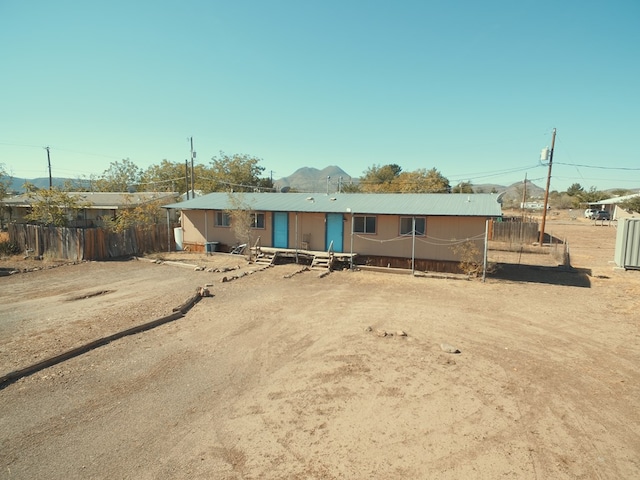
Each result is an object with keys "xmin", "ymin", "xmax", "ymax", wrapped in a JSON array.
[
  {"xmin": 3, "ymin": 191, "xmax": 178, "ymax": 209},
  {"xmin": 596, "ymin": 193, "xmax": 640, "ymax": 205},
  {"xmin": 163, "ymin": 192, "xmax": 503, "ymax": 217}
]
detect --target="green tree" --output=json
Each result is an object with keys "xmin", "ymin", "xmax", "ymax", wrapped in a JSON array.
[
  {"xmin": 452, "ymin": 181, "xmax": 474, "ymax": 194},
  {"xmin": 566, "ymin": 183, "xmax": 584, "ymax": 197},
  {"xmin": 610, "ymin": 188, "xmax": 632, "ymax": 197},
  {"xmin": 0, "ymin": 164, "xmax": 12, "ymax": 229},
  {"xmin": 24, "ymin": 188, "xmax": 91, "ymax": 226},
  {"xmin": 95, "ymin": 158, "xmax": 142, "ymax": 192},
  {"xmin": 359, "ymin": 165, "xmax": 450, "ymax": 193},
  {"xmin": 0, "ymin": 163, "xmax": 11, "ymax": 200},
  {"xmin": 359, "ymin": 164, "xmax": 402, "ymax": 192},
  {"xmin": 101, "ymin": 195, "xmax": 168, "ymax": 233},
  {"xmin": 341, "ymin": 181, "xmax": 361, "ymax": 193},
  {"xmin": 203, "ymin": 152, "xmax": 265, "ymax": 192},
  {"xmin": 255, "ymin": 176, "xmax": 275, "ymax": 192},
  {"xmin": 396, "ymin": 168, "xmax": 451, "ymax": 193},
  {"xmin": 620, "ymin": 196, "xmax": 640, "ymax": 214},
  {"xmin": 553, "ymin": 192, "xmax": 575, "ymax": 209},
  {"xmin": 578, "ymin": 186, "xmax": 611, "ymax": 204},
  {"xmin": 141, "ymin": 160, "xmax": 190, "ymax": 193}
]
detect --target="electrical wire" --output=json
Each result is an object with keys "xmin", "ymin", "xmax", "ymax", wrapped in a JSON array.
[{"xmin": 554, "ymin": 162, "xmax": 640, "ymax": 171}]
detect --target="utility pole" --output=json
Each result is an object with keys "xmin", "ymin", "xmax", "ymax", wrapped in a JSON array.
[
  {"xmin": 45, "ymin": 146, "xmax": 52, "ymax": 189},
  {"xmin": 189, "ymin": 137, "xmax": 196, "ymax": 198},
  {"xmin": 185, "ymin": 160, "xmax": 190, "ymax": 200},
  {"xmin": 521, "ymin": 173, "xmax": 527, "ymax": 217},
  {"xmin": 538, "ymin": 128, "xmax": 557, "ymax": 245}
]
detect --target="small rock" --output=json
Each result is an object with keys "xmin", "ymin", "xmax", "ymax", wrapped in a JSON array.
[
  {"xmin": 221, "ymin": 276, "xmax": 229, "ymax": 283},
  {"xmin": 440, "ymin": 343, "xmax": 461, "ymax": 354},
  {"xmin": 364, "ymin": 326, "xmax": 372, "ymax": 332},
  {"xmin": 396, "ymin": 330, "xmax": 407, "ymax": 337},
  {"xmin": 375, "ymin": 329, "xmax": 387, "ymax": 337}
]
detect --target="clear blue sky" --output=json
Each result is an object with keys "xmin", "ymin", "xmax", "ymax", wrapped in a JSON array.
[{"xmin": 1, "ymin": 0, "xmax": 639, "ymax": 192}]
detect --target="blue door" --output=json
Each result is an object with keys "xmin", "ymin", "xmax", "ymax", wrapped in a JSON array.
[
  {"xmin": 325, "ymin": 213, "xmax": 344, "ymax": 252},
  {"xmin": 273, "ymin": 212, "xmax": 289, "ymax": 248}
]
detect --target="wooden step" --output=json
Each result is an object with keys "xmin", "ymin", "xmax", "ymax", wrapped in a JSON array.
[
  {"xmin": 255, "ymin": 251, "xmax": 277, "ymax": 266},
  {"xmin": 311, "ymin": 254, "xmax": 332, "ymax": 270}
]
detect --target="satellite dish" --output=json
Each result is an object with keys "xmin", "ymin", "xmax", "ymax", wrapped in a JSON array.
[{"xmin": 280, "ymin": 186, "xmax": 291, "ymax": 193}]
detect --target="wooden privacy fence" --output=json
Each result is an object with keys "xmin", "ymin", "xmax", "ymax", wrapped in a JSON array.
[
  {"xmin": 8, "ymin": 224, "xmax": 176, "ymax": 261},
  {"xmin": 489, "ymin": 218, "xmax": 539, "ymax": 243}
]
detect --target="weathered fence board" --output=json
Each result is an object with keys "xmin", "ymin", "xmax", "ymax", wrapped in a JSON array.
[
  {"xmin": 8, "ymin": 224, "xmax": 175, "ymax": 261},
  {"xmin": 490, "ymin": 219, "xmax": 539, "ymax": 243}
]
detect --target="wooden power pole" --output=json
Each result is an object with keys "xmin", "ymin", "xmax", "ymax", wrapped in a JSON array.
[
  {"xmin": 538, "ymin": 128, "xmax": 557, "ymax": 245},
  {"xmin": 45, "ymin": 146, "xmax": 52, "ymax": 189},
  {"xmin": 190, "ymin": 137, "xmax": 195, "ymax": 198}
]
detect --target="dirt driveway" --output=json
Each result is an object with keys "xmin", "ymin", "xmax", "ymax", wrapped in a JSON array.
[{"xmin": 1, "ymin": 217, "xmax": 639, "ymax": 479}]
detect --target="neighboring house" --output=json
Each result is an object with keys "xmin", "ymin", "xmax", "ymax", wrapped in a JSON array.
[
  {"xmin": 592, "ymin": 193, "xmax": 640, "ymax": 220},
  {"xmin": 163, "ymin": 192, "xmax": 503, "ymax": 271},
  {"xmin": 2, "ymin": 191, "xmax": 179, "ymax": 227}
]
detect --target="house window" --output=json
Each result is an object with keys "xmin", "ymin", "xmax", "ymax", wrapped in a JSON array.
[
  {"xmin": 251, "ymin": 212, "xmax": 266, "ymax": 229},
  {"xmin": 215, "ymin": 211, "xmax": 231, "ymax": 227},
  {"xmin": 400, "ymin": 217, "xmax": 426, "ymax": 236},
  {"xmin": 353, "ymin": 215, "xmax": 376, "ymax": 234}
]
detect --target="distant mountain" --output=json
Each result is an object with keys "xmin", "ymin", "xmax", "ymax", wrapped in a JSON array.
[
  {"xmin": 1, "ymin": 176, "xmax": 91, "ymax": 193},
  {"xmin": 274, "ymin": 168, "xmax": 548, "ymax": 197},
  {"xmin": 10, "ymin": 172, "xmax": 618, "ymax": 201},
  {"xmin": 476, "ymin": 181, "xmax": 545, "ymax": 203},
  {"xmin": 276, "ymin": 166, "xmax": 354, "ymax": 193}
]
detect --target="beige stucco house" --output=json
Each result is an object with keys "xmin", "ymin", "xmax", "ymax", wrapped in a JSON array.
[{"xmin": 163, "ymin": 192, "xmax": 503, "ymax": 272}]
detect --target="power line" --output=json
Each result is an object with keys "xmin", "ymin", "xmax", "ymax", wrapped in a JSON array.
[
  {"xmin": 0, "ymin": 141, "xmax": 123, "ymax": 160},
  {"xmin": 554, "ymin": 162, "xmax": 640, "ymax": 171}
]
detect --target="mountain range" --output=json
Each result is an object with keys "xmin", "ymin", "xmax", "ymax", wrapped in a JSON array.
[
  {"xmin": 2, "ymin": 176, "xmax": 90, "ymax": 192},
  {"xmin": 275, "ymin": 166, "xmax": 545, "ymax": 202},
  {"xmin": 2, "ymin": 168, "xmax": 545, "ymax": 202}
]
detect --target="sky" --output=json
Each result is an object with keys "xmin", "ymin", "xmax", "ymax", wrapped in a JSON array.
[{"xmin": 1, "ymin": 0, "xmax": 639, "ymax": 192}]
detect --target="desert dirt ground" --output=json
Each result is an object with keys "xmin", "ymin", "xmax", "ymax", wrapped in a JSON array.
[{"xmin": 1, "ymin": 213, "xmax": 639, "ymax": 479}]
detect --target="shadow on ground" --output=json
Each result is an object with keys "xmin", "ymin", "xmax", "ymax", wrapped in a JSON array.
[{"xmin": 489, "ymin": 263, "xmax": 592, "ymax": 288}]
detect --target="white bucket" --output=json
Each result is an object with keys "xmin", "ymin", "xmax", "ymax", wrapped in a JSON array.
[{"xmin": 173, "ymin": 227, "xmax": 184, "ymax": 251}]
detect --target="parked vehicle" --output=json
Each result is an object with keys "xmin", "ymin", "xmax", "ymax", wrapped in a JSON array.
[
  {"xmin": 584, "ymin": 208, "xmax": 598, "ymax": 218},
  {"xmin": 592, "ymin": 211, "xmax": 611, "ymax": 220}
]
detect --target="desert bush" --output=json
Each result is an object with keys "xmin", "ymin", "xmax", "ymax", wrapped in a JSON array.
[
  {"xmin": 0, "ymin": 240, "xmax": 20, "ymax": 256},
  {"xmin": 451, "ymin": 239, "xmax": 495, "ymax": 277}
]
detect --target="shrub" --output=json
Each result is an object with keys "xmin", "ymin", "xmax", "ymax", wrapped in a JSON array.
[
  {"xmin": 450, "ymin": 239, "xmax": 495, "ymax": 277},
  {"xmin": 0, "ymin": 240, "xmax": 20, "ymax": 256}
]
